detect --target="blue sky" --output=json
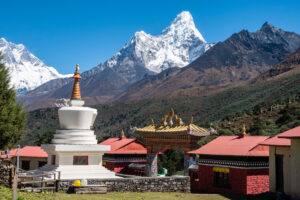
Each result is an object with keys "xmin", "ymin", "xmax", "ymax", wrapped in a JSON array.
[{"xmin": 0, "ymin": 0, "xmax": 299, "ymax": 74}]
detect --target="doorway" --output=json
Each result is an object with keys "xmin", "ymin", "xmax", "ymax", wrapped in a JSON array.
[{"xmin": 275, "ymin": 154, "xmax": 284, "ymax": 192}]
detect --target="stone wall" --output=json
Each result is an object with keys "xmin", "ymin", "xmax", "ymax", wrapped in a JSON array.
[
  {"xmin": 58, "ymin": 176, "xmax": 190, "ymax": 193},
  {"xmin": 0, "ymin": 161, "xmax": 14, "ymax": 187}
]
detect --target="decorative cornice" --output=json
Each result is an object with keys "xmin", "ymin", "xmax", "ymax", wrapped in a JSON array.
[{"xmin": 198, "ymin": 159, "xmax": 268, "ymax": 169}]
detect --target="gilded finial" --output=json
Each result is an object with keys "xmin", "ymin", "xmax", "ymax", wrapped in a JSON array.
[
  {"xmin": 163, "ymin": 115, "xmax": 168, "ymax": 126},
  {"xmin": 169, "ymin": 108, "xmax": 174, "ymax": 126},
  {"xmin": 75, "ymin": 64, "xmax": 79, "ymax": 73},
  {"xmin": 121, "ymin": 129, "xmax": 125, "ymax": 138},
  {"xmin": 190, "ymin": 116, "xmax": 193, "ymax": 125},
  {"xmin": 169, "ymin": 108, "xmax": 175, "ymax": 119},
  {"xmin": 242, "ymin": 124, "xmax": 246, "ymax": 134},
  {"xmin": 179, "ymin": 118, "xmax": 184, "ymax": 125},
  {"xmin": 151, "ymin": 119, "xmax": 155, "ymax": 126}
]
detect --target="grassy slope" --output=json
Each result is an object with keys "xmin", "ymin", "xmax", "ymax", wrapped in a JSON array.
[{"xmin": 24, "ymin": 73, "xmax": 300, "ymax": 145}]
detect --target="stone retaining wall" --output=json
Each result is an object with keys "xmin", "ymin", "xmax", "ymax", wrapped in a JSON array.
[
  {"xmin": 59, "ymin": 176, "xmax": 190, "ymax": 193},
  {"xmin": 0, "ymin": 161, "xmax": 14, "ymax": 187}
]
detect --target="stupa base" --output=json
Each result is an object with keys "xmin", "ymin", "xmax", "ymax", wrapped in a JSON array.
[
  {"xmin": 38, "ymin": 144, "xmax": 118, "ymax": 180},
  {"xmin": 32, "ymin": 164, "xmax": 118, "ymax": 180}
]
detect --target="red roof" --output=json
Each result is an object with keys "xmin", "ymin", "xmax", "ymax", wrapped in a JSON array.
[
  {"xmin": 259, "ymin": 126, "xmax": 300, "ymax": 146},
  {"xmin": 260, "ymin": 133, "xmax": 291, "ymax": 147},
  {"xmin": 0, "ymin": 146, "xmax": 48, "ymax": 159},
  {"xmin": 188, "ymin": 136, "xmax": 270, "ymax": 157},
  {"xmin": 99, "ymin": 137, "xmax": 147, "ymax": 154},
  {"xmin": 278, "ymin": 126, "xmax": 300, "ymax": 139}
]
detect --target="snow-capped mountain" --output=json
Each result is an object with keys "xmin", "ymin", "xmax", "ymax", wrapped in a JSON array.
[
  {"xmin": 0, "ymin": 38, "xmax": 70, "ymax": 94},
  {"xmin": 20, "ymin": 11, "xmax": 214, "ymax": 110},
  {"xmin": 94, "ymin": 11, "xmax": 213, "ymax": 82}
]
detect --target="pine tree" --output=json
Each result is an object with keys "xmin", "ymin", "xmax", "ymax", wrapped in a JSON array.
[{"xmin": 0, "ymin": 54, "xmax": 26, "ymax": 149}]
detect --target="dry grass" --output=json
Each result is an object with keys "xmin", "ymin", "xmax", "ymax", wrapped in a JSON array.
[{"xmin": 0, "ymin": 186, "xmax": 231, "ymax": 200}]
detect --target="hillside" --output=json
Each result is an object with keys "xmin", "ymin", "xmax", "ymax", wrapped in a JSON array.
[
  {"xmin": 23, "ymin": 45, "xmax": 300, "ymax": 145},
  {"xmin": 24, "ymin": 71, "xmax": 300, "ymax": 145}
]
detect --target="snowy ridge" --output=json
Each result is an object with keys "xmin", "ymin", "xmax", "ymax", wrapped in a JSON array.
[
  {"xmin": 94, "ymin": 11, "xmax": 213, "ymax": 82},
  {"xmin": 0, "ymin": 38, "xmax": 71, "ymax": 94}
]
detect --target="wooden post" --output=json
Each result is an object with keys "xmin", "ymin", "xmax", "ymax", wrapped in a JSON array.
[
  {"xmin": 41, "ymin": 173, "xmax": 44, "ymax": 192},
  {"xmin": 12, "ymin": 172, "xmax": 18, "ymax": 200},
  {"xmin": 54, "ymin": 173, "xmax": 56, "ymax": 193}
]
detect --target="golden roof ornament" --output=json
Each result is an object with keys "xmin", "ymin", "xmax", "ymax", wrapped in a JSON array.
[
  {"xmin": 163, "ymin": 115, "xmax": 168, "ymax": 126},
  {"xmin": 242, "ymin": 124, "xmax": 246, "ymax": 134},
  {"xmin": 151, "ymin": 119, "xmax": 155, "ymax": 126},
  {"xmin": 169, "ymin": 108, "xmax": 174, "ymax": 126},
  {"xmin": 190, "ymin": 116, "xmax": 194, "ymax": 125},
  {"xmin": 179, "ymin": 118, "xmax": 184, "ymax": 125},
  {"xmin": 169, "ymin": 108, "xmax": 174, "ymax": 119},
  {"xmin": 121, "ymin": 129, "xmax": 125, "ymax": 138}
]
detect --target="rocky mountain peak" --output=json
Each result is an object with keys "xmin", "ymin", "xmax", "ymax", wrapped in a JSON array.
[{"xmin": 260, "ymin": 21, "xmax": 280, "ymax": 34}]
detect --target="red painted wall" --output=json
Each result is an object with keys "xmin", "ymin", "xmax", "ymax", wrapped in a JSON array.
[{"xmin": 190, "ymin": 165, "xmax": 269, "ymax": 194}]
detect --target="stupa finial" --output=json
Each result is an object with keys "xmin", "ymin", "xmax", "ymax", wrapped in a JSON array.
[
  {"xmin": 71, "ymin": 64, "xmax": 82, "ymax": 100},
  {"xmin": 70, "ymin": 64, "xmax": 84, "ymax": 107}
]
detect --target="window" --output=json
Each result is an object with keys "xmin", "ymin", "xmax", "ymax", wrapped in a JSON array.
[
  {"xmin": 21, "ymin": 160, "xmax": 30, "ymax": 170},
  {"xmin": 38, "ymin": 161, "xmax": 47, "ymax": 167},
  {"xmin": 51, "ymin": 155, "xmax": 56, "ymax": 165},
  {"xmin": 73, "ymin": 156, "xmax": 88, "ymax": 165},
  {"xmin": 213, "ymin": 172, "xmax": 230, "ymax": 188},
  {"xmin": 193, "ymin": 172, "xmax": 199, "ymax": 181}
]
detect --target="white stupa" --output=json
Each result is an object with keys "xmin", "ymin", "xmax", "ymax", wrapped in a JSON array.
[{"xmin": 39, "ymin": 64, "xmax": 117, "ymax": 179}]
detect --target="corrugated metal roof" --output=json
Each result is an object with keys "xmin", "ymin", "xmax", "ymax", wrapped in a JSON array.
[
  {"xmin": 278, "ymin": 126, "xmax": 300, "ymax": 139},
  {"xmin": 99, "ymin": 137, "xmax": 147, "ymax": 154},
  {"xmin": 188, "ymin": 136, "xmax": 270, "ymax": 157},
  {"xmin": 0, "ymin": 146, "xmax": 48, "ymax": 159}
]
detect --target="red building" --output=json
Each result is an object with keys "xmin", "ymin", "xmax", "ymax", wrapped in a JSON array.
[
  {"xmin": 188, "ymin": 131, "xmax": 270, "ymax": 195},
  {"xmin": 99, "ymin": 131, "xmax": 147, "ymax": 175}
]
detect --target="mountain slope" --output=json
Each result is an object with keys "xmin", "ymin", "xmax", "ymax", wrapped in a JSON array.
[
  {"xmin": 252, "ymin": 47, "xmax": 300, "ymax": 82},
  {"xmin": 0, "ymin": 38, "xmax": 69, "ymax": 94},
  {"xmin": 115, "ymin": 22, "xmax": 300, "ymax": 102},
  {"xmin": 20, "ymin": 11, "xmax": 213, "ymax": 110},
  {"xmin": 24, "ymin": 43, "xmax": 300, "ymax": 144},
  {"xmin": 25, "ymin": 69, "xmax": 300, "ymax": 144}
]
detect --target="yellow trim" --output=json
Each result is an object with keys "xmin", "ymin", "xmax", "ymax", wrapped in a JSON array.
[{"xmin": 213, "ymin": 167, "xmax": 230, "ymax": 173}]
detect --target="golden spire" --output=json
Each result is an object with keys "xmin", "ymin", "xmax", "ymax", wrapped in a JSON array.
[
  {"xmin": 169, "ymin": 108, "xmax": 175, "ymax": 119},
  {"xmin": 151, "ymin": 119, "xmax": 155, "ymax": 126},
  {"xmin": 71, "ymin": 64, "xmax": 82, "ymax": 100},
  {"xmin": 121, "ymin": 129, "xmax": 125, "ymax": 139},
  {"xmin": 169, "ymin": 108, "xmax": 174, "ymax": 126},
  {"xmin": 242, "ymin": 124, "xmax": 246, "ymax": 134},
  {"xmin": 163, "ymin": 115, "xmax": 168, "ymax": 126},
  {"xmin": 179, "ymin": 118, "xmax": 184, "ymax": 125},
  {"xmin": 190, "ymin": 116, "xmax": 193, "ymax": 125}
]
